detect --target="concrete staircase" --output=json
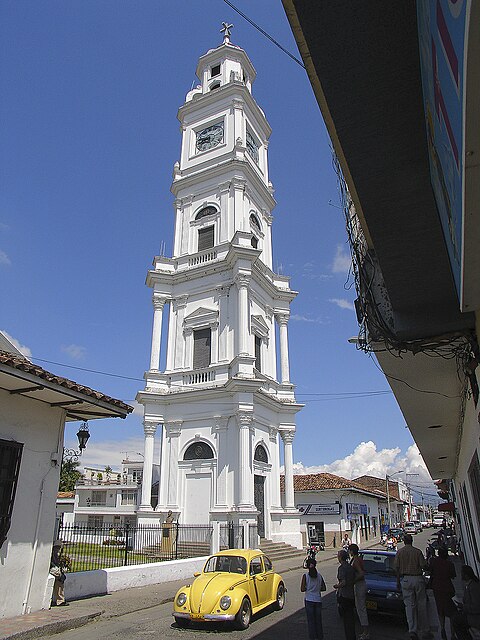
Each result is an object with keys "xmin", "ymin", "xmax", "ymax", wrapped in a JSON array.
[{"xmin": 258, "ymin": 538, "xmax": 306, "ymax": 563}]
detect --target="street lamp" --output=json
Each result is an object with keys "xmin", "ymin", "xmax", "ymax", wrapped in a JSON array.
[
  {"xmin": 63, "ymin": 422, "xmax": 90, "ymax": 461},
  {"xmin": 386, "ymin": 470, "xmax": 404, "ymax": 529}
]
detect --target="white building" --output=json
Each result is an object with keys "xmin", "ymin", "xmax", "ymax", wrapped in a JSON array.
[
  {"xmin": 136, "ymin": 29, "xmax": 303, "ymax": 548},
  {"xmin": 0, "ymin": 334, "xmax": 132, "ymax": 619},
  {"xmin": 286, "ymin": 473, "xmax": 382, "ymax": 548},
  {"xmin": 59, "ymin": 458, "xmax": 159, "ymax": 528}
]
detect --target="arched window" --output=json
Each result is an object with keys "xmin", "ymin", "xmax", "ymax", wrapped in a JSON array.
[
  {"xmin": 254, "ymin": 444, "xmax": 268, "ymax": 463},
  {"xmin": 249, "ymin": 213, "xmax": 261, "ymax": 233},
  {"xmin": 210, "ymin": 82, "xmax": 221, "ymax": 91},
  {"xmin": 195, "ymin": 206, "xmax": 217, "ymax": 221},
  {"xmin": 183, "ymin": 441, "xmax": 214, "ymax": 460}
]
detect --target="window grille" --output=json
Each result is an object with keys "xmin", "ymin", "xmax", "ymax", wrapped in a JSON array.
[
  {"xmin": 254, "ymin": 444, "xmax": 268, "ymax": 463},
  {"xmin": 254, "ymin": 335, "xmax": 262, "ymax": 372},
  {"xmin": 0, "ymin": 439, "xmax": 23, "ymax": 549},
  {"xmin": 121, "ymin": 490, "xmax": 137, "ymax": 505},
  {"xmin": 91, "ymin": 490, "xmax": 107, "ymax": 506},
  {"xmin": 198, "ymin": 226, "xmax": 214, "ymax": 251},
  {"xmin": 193, "ymin": 328, "xmax": 211, "ymax": 369},
  {"xmin": 184, "ymin": 442, "xmax": 214, "ymax": 460},
  {"xmin": 195, "ymin": 206, "xmax": 216, "ymax": 221}
]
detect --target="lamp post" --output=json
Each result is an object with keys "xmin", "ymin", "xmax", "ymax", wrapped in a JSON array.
[
  {"xmin": 63, "ymin": 422, "xmax": 90, "ymax": 461},
  {"xmin": 386, "ymin": 470, "xmax": 404, "ymax": 529}
]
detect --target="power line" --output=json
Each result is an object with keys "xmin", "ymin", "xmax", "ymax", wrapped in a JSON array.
[
  {"xmin": 222, "ymin": 0, "xmax": 306, "ymax": 69},
  {"xmin": 30, "ymin": 355, "xmax": 392, "ymax": 402}
]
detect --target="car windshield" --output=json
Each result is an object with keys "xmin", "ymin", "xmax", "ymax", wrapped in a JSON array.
[
  {"xmin": 361, "ymin": 554, "xmax": 396, "ymax": 576},
  {"xmin": 204, "ymin": 555, "xmax": 247, "ymax": 574},
  {"xmin": 389, "ymin": 530, "xmax": 402, "ymax": 535}
]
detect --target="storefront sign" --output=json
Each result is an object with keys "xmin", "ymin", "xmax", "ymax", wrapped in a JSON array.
[
  {"xmin": 296, "ymin": 503, "xmax": 341, "ymax": 515},
  {"xmin": 346, "ymin": 503, "xmax": 368, "ymax": 515}
]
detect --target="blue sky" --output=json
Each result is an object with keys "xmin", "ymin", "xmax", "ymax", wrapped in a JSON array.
[{"xmin": 0, "ymin": 1, "xmax": 436, "ymax": 503}]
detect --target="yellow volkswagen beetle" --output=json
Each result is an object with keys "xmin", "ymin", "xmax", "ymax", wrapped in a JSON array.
[{"xmin": 173, "ymin": 548, "xmax": 286, "ymax": 630}]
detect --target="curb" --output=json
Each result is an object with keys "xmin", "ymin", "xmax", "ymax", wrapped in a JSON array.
[{"xmin": 1, "ymin": 612, "xmax": 103, "ymax": 640}]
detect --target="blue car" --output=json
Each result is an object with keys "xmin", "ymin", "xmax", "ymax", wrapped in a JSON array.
[{"xmin": 360, "ymin": 550, "xmax": 404, "ymax": 616}]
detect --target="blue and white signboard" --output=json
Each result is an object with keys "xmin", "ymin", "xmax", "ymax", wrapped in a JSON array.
[{"xmin": 417, "ymin": 0, "xmax": 469, "ymax": 299}]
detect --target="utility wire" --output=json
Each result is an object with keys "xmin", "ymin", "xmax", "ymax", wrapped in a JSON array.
[
  {"xmin": 222, "ymin": 0, "xmax": 306, "ymax": 69},
  {"xmin": 30, "ymin": 355, "xmax": 391, "ymax": 400}
]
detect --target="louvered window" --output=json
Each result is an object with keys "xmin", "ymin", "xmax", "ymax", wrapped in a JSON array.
[
  {"xmin": 198, "ymin": 226, "xmax": 214, "ymax": 251},
  {"xmin": 0, "ymin": 439, "xmax": 23, "ymax": 549},
  {"xmin": 254, "ymin": 335, "xmax": 262, "ymax": 372},
  {"xmin": 184, "ymin": 442, "xmax": 214, "ymax": 460},
  {"xmin": 193, "ymin": 328, "xmax": 211, "ymax": 369}
]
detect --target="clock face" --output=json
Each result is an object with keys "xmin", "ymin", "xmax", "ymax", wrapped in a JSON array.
[
  {"xmin": 246, "ymin": 130, "xmax": 259, "ymax": 164},
  {"xmin": 196, "ymin": 122, "xmax": 224, "ymax": 152}
]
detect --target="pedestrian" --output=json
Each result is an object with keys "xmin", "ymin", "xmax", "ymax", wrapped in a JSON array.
[
  {"xmin": 342, "ymin": 532, "xmax": 352, "ymax": 551},
  {"xmin": 394, "ymin": 533, "xmax": 433, "ymax": 640},
  {"xmin": 300, "ymin": 558, "xmax": 326, "ymax": 640},
  {"xmin": 452, "ymin": 565, "xmax": 480, "ymax": 640},
  {"xmin": 428, "ymin": 546, "xmax": 456, "ymax": 640},
  {"xmin": 50, "ymin": 540, "xmax": 70, "ymax": 606},
  {"xmin": 349, "ymin": 544, "xmax": 370, "ymax": 640},
  {"xmin": 334, "ymin": 549, "xmax": 356, "ymax": 640}
]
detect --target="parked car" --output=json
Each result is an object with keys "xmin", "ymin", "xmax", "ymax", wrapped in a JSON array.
[
  {"xmin": 360, "ymin": 550, "xmax": 404, "ymax": 616},
  {"xmin": 387, "ymin": 528, "xmax": 404, "ymax": 542},
  {"xmin": 172, "ymin": 549, "xmax": 285, "ymax": 629},
  {"xmin": 420, "ymin": 520, "xmax": 430, "ymax": 529},
  {"xmin": 404, "ymin": 522, "xmax": 417, "ymax": 534},
  {"xmin": 411, "ymin": 520, "xmax": 423, "ymax": 533}
]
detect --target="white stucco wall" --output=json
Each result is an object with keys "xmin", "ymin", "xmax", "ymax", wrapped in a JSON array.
[
  {"xmin": 0, "ymin": 389, "xmax": 63, "ymax": 618},
  {"xmin": 65, "ymin": 556, "xmax": 209, "ymax": 599}
]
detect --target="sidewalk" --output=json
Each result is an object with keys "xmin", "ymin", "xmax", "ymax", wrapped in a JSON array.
[{"xmin": 0, "ymin": 549, "xmax": 342, "ymax": 640}]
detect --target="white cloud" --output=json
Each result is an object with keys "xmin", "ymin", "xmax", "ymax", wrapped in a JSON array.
[
  {"xmin": 66, "ymin": 436, "xmax": 157, "ymax": 472},
  {"xmin": 292, "ymin": 441, "xmax": 433, "ymax": 486},
  {"xmin": 329, "ymin": 298, "xmax": 354, "ymax": 311},
  {"xmin": 1, "ymin": 330, "xmax": 32, "ymax": 357},
  {"xmin": 332, "ymin": 245, "xmax": 351, "ymax": 273},
  {"xmin": 61, "ymin": 344, "xmax": 86, "ymax": 360},
  {"xmin": 127, "ymin": 399, "xmax": 144, "ymax": 417},
  {"xmin": 0, "ymin": 250, "xmax": 11, "ymax": 266},
  {"xmin": 290, "ymin": 314, "xmax": 328, "ymax": 324}
]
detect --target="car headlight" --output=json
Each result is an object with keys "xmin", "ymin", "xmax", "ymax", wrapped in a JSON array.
[
  {"xmin": 386, "ymin": 591, "xmax": 402, "ymax": 599},
  {"xmin": 176, "ymin": 592, "xmax": 187, "ymax": 606},
  {"xmin": 219, "ymin": 595, "xmax": 231, "ymax": 610}
]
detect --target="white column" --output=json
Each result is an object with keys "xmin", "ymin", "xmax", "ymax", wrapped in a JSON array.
[
  {"xmin": 237, "ymin": 411, "xmax": 253, "ymax": 508},
  {"xmin": 214, "ymin": 416, "xmax": 229, "ymax": 507},
  {"xmin": 276, "ymin": 313, "xmax": 290, "ymax": 383},
  {"xmin": 184, "ymin": 327, "xmax": 193, "ymax": 369},
  {"xmin": 269, "ymin": 426, "xmax": 281, "ymax": 508},
  {"xmin": 166, "ymin": 421, "xmax": 182, "ymax": 507},
  {"xmin": 211, "ymin": 321, "xmax": 219, "ymax": 364},
  {"xmin": 235, "ymin": 274, "xmax": 250, "ymax": 356},
  {"xmin": 139, "ymin": 420, "xmax": 157, "ymax": 510},
  {"xmin": 281, "ymin": 430, "xmax": 295, "ymax": 510},
  {"xmin": 172, "ymin": 295, "xmax": 188, "ymax": 369},
  {"xmin": 149, "ymin": 296, "xmax": 166, "ymax": 371},
  {"xmin": 216, "ymin": 285, "xmax": 230, "ymax": 362}
]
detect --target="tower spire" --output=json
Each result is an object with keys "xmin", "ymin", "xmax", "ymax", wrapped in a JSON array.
[{"xmin": 220, "ymin": 21, "xmax": 234, "ymax": 44}]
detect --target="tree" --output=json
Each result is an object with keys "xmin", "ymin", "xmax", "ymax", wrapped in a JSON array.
[{"xmin": 59, "ymin": 458, "xmax": 82, "ymax": 491}]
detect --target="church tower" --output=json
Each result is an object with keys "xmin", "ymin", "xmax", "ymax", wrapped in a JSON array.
[{"xmin": 137, "ymin": 26, "xmax": 302, "ymax": 548}]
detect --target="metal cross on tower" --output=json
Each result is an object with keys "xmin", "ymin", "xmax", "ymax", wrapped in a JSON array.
[{"xmin": 221, "ymin": 22, "xmax": 234, "ymax": 44}]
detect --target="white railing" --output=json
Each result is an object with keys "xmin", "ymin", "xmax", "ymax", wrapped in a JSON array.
[
  {"xmin": 183, "ymin": 369, "xmax": 216, "ymax": 385},
  {"xmin": 188, "ymin": 249, "xmax": 217, "ymax": 267}
]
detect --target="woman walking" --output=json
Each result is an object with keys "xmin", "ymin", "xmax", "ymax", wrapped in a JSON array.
[
  {"xmin": 428, "ymin": 546, "xmax": 456, "ymax": 639},
  {"xmin": 301, "ymin": 558, "xmax": 326, "ymax": 640},
  {"xmin": 349, "ymin": 544, "xmax": 370, "ymax": 640}
]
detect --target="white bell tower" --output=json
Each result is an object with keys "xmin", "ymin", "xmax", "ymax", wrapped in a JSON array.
[{"xmin": 136, "ymin": 27, "xmax": 302, "ymax": 548}]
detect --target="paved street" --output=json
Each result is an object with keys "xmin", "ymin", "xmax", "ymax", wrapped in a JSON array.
[{"xmin": 47, "ymin": 531, "xmax": 443, "ymax": 640}]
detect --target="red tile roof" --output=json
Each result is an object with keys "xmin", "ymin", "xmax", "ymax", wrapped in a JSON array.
[
  {"xmin": 0, "ymin": 351, "xmax": 132, "ymax": 414},
  {"xmin": 57, "ymin": 492, "xmax": 75, "ymax": 499},
  {"xmin": 280, "ymin": 472, "xmax": 383, "ymax": 495},
  {"xmin": 354, "ymin": 475, "xmax": 401, "ymax": 500}
]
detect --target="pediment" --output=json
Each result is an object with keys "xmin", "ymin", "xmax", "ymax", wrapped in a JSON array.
[
  {"xmin": 184, "ymin": 306, "xmax": 219, "ymax": 329},
  {"xmin": 251, "ymin": 314, "xmax": 269, "ymax": 338}
]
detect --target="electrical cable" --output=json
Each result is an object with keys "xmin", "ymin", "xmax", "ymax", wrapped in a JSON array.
[{"xmin": 222, "ymin": 0, "xmax": 306, "ymax": 69}]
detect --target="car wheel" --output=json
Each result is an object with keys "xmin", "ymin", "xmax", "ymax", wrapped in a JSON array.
[
  {"xmin": 274, "ymin": 583, "xmax": 285, "ymax": 610},
  {"xmin": 234, "ymin": 597, "xmax": 251, "ymax": 630},
  {"xmin": 174, "ymin": 617, "xmax": 190, "ymax": 628}
]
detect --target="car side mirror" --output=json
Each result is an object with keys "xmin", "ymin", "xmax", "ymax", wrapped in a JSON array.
[{"xmin": 193, "ymin": 572, "xmax": 201, "ymax": 577}]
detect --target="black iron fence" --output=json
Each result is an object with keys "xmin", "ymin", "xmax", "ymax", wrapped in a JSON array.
[
  {"xmin": 219, "ymin": 522, "xmax": 258, "ymax": 550},
  {"xmin": 57, "ymin": 522, "xmax": 213, "ymax": 572}
]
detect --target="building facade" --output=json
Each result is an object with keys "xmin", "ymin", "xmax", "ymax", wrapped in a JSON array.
[{"xmin": 136, "ymin": 30, "xmax": 302, "ymax": 548}]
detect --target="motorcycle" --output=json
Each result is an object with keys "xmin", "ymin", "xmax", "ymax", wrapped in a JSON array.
[
  {"xmin": 386, "ymin": 538, "xmax": 397, "ymax": 551},
  {"xmin": 303, "ymin": 542, "xmax": 324, "ymax": 568}
]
